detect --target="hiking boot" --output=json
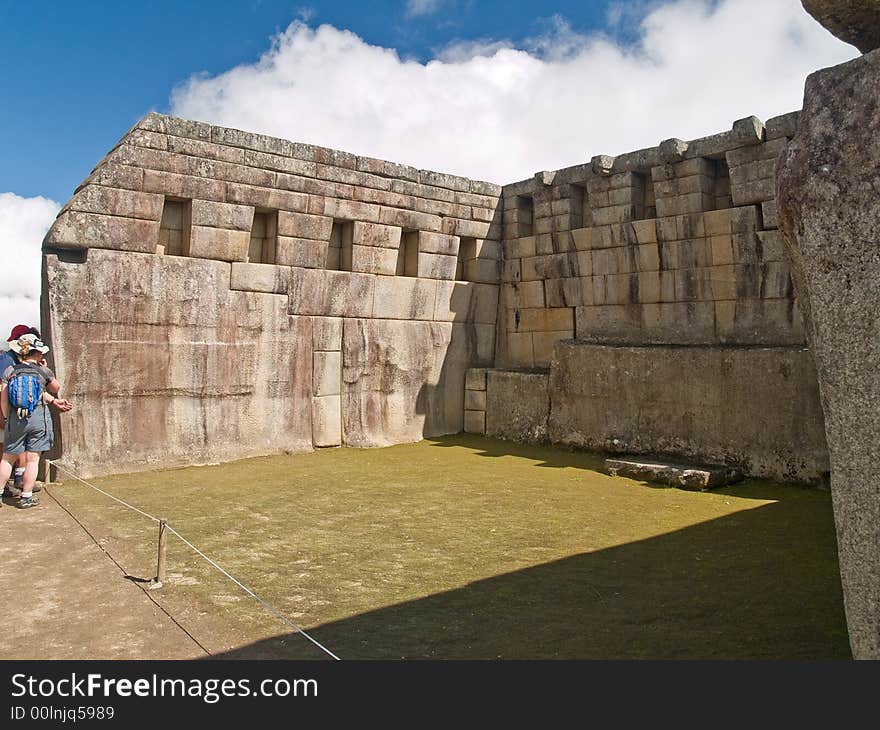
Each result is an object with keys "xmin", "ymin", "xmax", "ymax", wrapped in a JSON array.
[{"xmin": 17, "ymin": 496, "xmax": 39, "ymax": 509}]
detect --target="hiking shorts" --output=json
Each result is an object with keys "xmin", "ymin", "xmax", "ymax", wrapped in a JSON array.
[{"xmin": 4, "ymin": 408, "xmax": 53, "ymax": 454}]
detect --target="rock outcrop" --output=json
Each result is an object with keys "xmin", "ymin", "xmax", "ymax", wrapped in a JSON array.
[
  {"xmin": 802, "ymin": 1, "xmax": 880, "ymax": 53},
  {"xmin": 777, "ymin": 48, "xmax": 880, "ymax": 659}
]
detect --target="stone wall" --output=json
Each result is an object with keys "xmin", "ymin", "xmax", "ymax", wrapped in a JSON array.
[
  {"xmin": 458, "ymin": 111, "xmax": 827, "ymax": 482},
  {"xmin": 43, "ymin": 113, "xmax": 501, "ymax": 476},
  {"xmin": 43, "ymin": 110, "xmax": 826, "ymax": 482},
  {"xmin": 496, "ymin": 114, "xmax": 802, "ymax": 368}
]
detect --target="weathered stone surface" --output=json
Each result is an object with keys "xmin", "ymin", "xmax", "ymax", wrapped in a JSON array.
[
  {"xmin": 464, "ymin": 389, "xmax": 486, "ymax": 411},
  {"xmin": 274, "ymin": 237, "xmax": 329, "ymax": 269},
  {"xmin": 64, "ymin": 185, "xmax": 163, "ymax": 221},
  {"xmin": 229, "ymin": 262, "xmax": 290, "ymax": 294},
  {"xmin": 312, "ymin": 316, "xmax": 342, "ymax": 351},
  {"xmin": 313, "ymin": 350, "xmax": 341, "ymax": 396},
  {"xmin": 190, "ymin": 200, "xmax": 255, "ymax": 231},
  {"xmin": 288, "ymin": 269, "xmax": 375, "ymax": 317},
  {"xmin": 352, "ymin": 221, "xmax": 402, "ymax": 249},
  {"xmin": 277, "ymin": 211, "xmax": 333, "ymax": 241},
  {"xmin": 350, "ymin": 245, "xmax": 399, "ymax": 276},
  {"xmin": 418, "ymin": 252, "xmax": 458, "ymax": 280},
  {"xmin": 312, "ymin": 395, "xmax": 342, "ymax": 447},
  {"xmin": 486, "ymin": 370, "xmax": 550, "ymax": 443},
  {"xmin": 373, "ymin": 276, "xmax": 437, "ymax": 321},
  {"xmin": 188, "ymin": 225, "xmax": 250, "ymax": 262},
  {"xmin": 342, "ymin": 319, "xmax": 475, "ymax": 446},
  {"xmin": 43, "ymin": 250, "xmax": 312, "ymax": 477},
  {"xmin": 465, "ymin": 367, "xmax": 489, "ymax": 391},
  {"xmin": 546, "ymin": 341, "xmax": 827, "ymax": 482},
  {"xmin": 463, "ymin": 409, "xmax": 486, "ymax": 434},
  {"xmin": 776, "ymin": 47, "xmax": 880, "ymax": 658},
  {"xmin": 418, "ymin": 231, "xmax": 459, "ymax": 256},
  {"xmin": 605, "ymin": 457, "xmax": 743, "ymax": 490},
  {"xmin": 44, "ymin": 211, "xmax": 159, "ymax": 253},
  {"xmin": 802, "ymin": 0, "xmax": 880, "ymax": 52}
]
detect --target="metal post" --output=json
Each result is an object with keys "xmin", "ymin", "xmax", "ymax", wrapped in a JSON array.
[{"xmin": 149, "ymin": 519, "xmax": 168, "ymax": 589}]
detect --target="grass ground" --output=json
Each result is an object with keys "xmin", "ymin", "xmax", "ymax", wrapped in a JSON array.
[{"xmin": 49, "ymin": 435, "xmax": 850, "ymax": 659}]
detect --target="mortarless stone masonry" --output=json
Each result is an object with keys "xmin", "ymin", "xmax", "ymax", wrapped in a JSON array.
[{"xmin": 43, "ymin": 111, "xmax": 821, "ymax": 482}]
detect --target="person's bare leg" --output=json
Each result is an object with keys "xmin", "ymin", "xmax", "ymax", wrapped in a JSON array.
[
  {"xmin": 0, "ymin": 453, "xmax": 17, "ymax": 489},
  {"xmin": 19, "ymin": 451, "xmax": 39, "ymax": 498},
  {"xmin": 13, "ymin": 452, "xmax": 26, "ymax": 490}
]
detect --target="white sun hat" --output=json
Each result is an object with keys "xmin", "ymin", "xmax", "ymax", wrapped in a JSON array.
[{"xmin": 10, "ymin": 333, "xmax": 49, "ymax": 356}]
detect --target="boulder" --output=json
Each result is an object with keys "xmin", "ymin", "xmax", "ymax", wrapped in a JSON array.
[
  {"xmin": 802, "ymin": 1, "xmax": 880, "ymax": 53},
  {"xmin": 777, "ymin": 48, "xmax": 880, "ymax": 658}
]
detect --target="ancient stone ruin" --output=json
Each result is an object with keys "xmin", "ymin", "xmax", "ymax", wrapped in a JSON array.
[
  {"xmin": 41, "ymin": 111, "xmax": 826, "ymax": 483},
  {"xmin": 40, "ymin": 9, "xmax": 878, "ymax": 655}
]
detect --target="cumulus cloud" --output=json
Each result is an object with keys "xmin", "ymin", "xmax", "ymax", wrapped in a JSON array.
[
  {"xmin": 0, "ymin": 193, "xmax": 60, "ymax": 340},
  {"xmin": 171, "ymin": 0, "xmax": 856, "ymax": 185}
]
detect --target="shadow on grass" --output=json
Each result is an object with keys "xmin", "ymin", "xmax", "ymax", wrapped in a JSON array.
[
  {"xmin": 423, "ymin": 434, "xmax": 812, "ymax": 501},
  {"xmin": 424, "ymin": 433, "xmax": 610, "ymax": 471},
  {"xmin": 210, "ymin": 492, "xmax": 849, "ymax": 660}
]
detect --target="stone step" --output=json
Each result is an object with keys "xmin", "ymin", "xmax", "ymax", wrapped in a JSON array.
[{"xmin": 604, "ymin": 457, "xmax": 743, "ymax": 491}]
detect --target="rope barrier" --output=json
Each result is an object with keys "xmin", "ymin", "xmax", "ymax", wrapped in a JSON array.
[
  {"xmin": 47, "ymin": 459, "xmax": 341, "ymax": 661},
  {"xmin": 50, "ymin": 461, "xmax": 161, "ymax": 524}
]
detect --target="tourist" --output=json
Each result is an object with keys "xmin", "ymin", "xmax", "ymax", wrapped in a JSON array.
[
  {"xmin": 0, "ymin": 324, "xmax": 39, "ymax": 496},
  {"xmin": 0, "ymin": 333, "xmax": 73, "ymax": 509}
]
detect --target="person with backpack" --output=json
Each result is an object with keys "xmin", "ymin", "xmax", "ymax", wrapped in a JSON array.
[
  {"xmin": 0, "ymin": 324, "xmax": 41, "ymax": 495},
  {"xmin": 0, "ymin": 333, "xmax": 72, "ymax": 509}
]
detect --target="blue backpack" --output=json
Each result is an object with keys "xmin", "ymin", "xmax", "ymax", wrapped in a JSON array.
[{"xmin": 7, "ymin": 365, "xmax": 44, "ymax": 419}]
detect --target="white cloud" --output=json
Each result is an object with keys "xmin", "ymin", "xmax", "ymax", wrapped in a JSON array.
[
  {"xmin": 406, "ymin": 0, "xmax": 446, "ymax": 18},
  {"xmin": 171, "ymin": 0, "xmax": 856, "ymax": 185},
  {"xmin": 0, "ymin": 193, "xmax": 60, "ymax": 340}
]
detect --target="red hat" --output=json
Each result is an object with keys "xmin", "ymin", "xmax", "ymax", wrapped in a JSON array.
[{"xmin": 7, "ymin": 325, "xmax": 30, "ymax": 342}]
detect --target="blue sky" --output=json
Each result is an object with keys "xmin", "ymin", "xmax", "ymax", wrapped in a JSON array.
[{"xmin": 1, "ymin": 0, "xmax": 614, "ymax": 202}]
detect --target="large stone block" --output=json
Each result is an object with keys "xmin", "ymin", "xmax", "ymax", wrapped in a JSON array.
[
  {"xmin": 548, "ymin": 341, "xmax": 827, "ymax": 480},
  {"xmin": 65, "ymin": 185, "xmax": 164, "ymax": 221},
  {"xmin": 190, "ymin": 199, "xmax": 255, "ymax": 231},
  {"xmin": 352, "ymin": 221, "xmax": 402, "ymax": 249},
  {"xmin": 225, "ymin": 183, "xmax": 310, "ymax": 213},
  {"xmin": 342, "ymin": 319, "xmax": 471, "ymax": 445},
  {"xmin": 777, "ymin": 47, "xmax": 880, "ymax": 658},
  {"xmin": 378, "ymin": 206, "xmax": 442, "ymax": 233},
  {"xmin": 418, "ymin": 231, "xmax": 459, "ymax": 256},
  {"xmin": 373, "ymin": 276, "xmax": 438, "ymax": 321},
  {"xmin": 433, "ymin": 280, "xmax": 498, "ymax": 324},
  {"xmin": 312, "ymin": 316, "xmax": 343, "ymax": 351},
  {"xmin": 229, "ymin": 262, "xmax": 291, "ymax": 294},
  {"xmin": 418, "ymin": 252, "xmax": 458, "ymax": 280},
  {"xmin": 312, "ymin": 395, "xmax": 342, "ymax": 447},
  {"xmin": 288, "ymin": 268, "xmax": 375, "ymax": 317},
  {"xmin": 313, "ymin": 351, "xmax": 342, "ymax": 396},
  {"xmin": 277, "ymin": 211, "xmax": 333, "ymax": 241},
  {"xmin": 486, "ymin": 370, "xmax": 550, "ymax": 442},
  {"xmin": 188, "ymin": 225, "xmax": 250, "ymax": 262},
  {"xmin": 350, "ymin": 245, "xmax": 399, "ymax": 276},
  {"xmin": 143, "ymin": 170, "xmax": 226, "ymax": 202},
  {"xmin": 44, "ymin": 211, "xmax": 160, "ymax": 253},
  {"xmin": 465, "ymin": 367, "xmax": 489, "ymax": 391},
  {"xmin": 463, "ymin": 258, "xmax": 501, "ymax": 284},
  {"xmin": 274, "ymin": 237, "xmax": 329, "ymax": 268},
  {"xmin": 463, "ymin": 409, "xmax": 486, "ymax": 434}
]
